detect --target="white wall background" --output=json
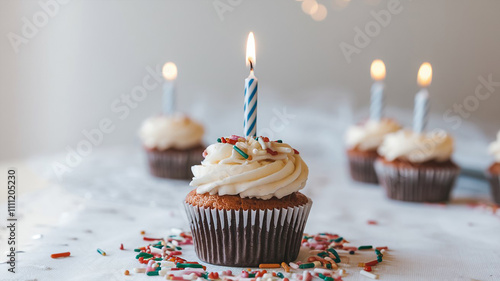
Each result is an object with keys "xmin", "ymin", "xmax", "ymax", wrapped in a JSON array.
[{"xmin": 1, "ymin": 0, "xmax": 500, "ymax": 160}]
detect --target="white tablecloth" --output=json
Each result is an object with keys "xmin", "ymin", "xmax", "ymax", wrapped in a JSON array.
[{"xmin": 1, "ymin": 143, "xmax": 499, "ymax": 281}]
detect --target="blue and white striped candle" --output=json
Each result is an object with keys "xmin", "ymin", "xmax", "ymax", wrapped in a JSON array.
[
  {"xmin": 244, "ymin": 32, "xmax": 258, "ymax": 138},
  {"xmin": 244, "ymin": 71, "xmax": 258, "ymax": 137},
  {"xmin": 413, "ymin": 62, "xmax": 432, "ymax": 134},
  {"xmin": 370, "ymin": 60, "xmax": 386, "ymax": 121}
]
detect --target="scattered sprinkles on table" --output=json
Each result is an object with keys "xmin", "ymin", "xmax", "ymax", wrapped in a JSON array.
[{"xmin": 126, "ymin": 230, "xmax": 389, "ymax": 280}]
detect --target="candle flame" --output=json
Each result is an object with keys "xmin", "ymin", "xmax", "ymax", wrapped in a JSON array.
[
  {"xmin": 162, "ymin": 62, "xmax": 178, "ymax": 81},
  {"xmin": 417, "ymin": 62, "xmax": 432, "ymax": 87},
  {"xmin": 370, "ymin": 59, "xmax": 386, "ymax": 81},
  {"xmin": 246, "ymin": 32, "xmax": 256, "ymax": 69}
]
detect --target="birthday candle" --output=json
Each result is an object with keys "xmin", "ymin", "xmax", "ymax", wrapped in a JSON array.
[
  {"xmin": 162, "ymin": 62, "xmax": 178, "ymax": 115},
  {"xmin": 369, "ymin": 59, "xmax": 386, "ymax": 122},
  {"xmin": 413, "ymin": 62, "xmax": 432, "ymax": 134},
  {"xmin": 244, "ymin": 32, "xmax": 258, "ymax": 138}
]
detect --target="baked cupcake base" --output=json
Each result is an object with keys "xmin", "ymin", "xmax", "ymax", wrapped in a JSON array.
[
  {"xmin": 487, "ymin": 163, "xmax": 500, "ymax": 204},
  {"xmin": 374, "ymin": 158, "xmax": 460, "ymax": 202},
  {"xmin": 347, "ymin": 148, "xmax": 379, "ymax": 184},
  {"xmin": 145, "ymin": 145, "xmax": 205, "ymax": 180},
  {"xmin": 184, "ymin": 190, "xmax": 312, "ymax": 267}
]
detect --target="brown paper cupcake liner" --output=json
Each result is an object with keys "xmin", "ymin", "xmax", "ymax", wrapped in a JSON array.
[
  {"xmin": 347, "ymin": 153, "xmax": 379, "ymax": 184},
  {"xmin": 486, "ymin": 172, "xmax": 500, "ymax": 204},
  {"xmin": 184, "ymin": 199, "xmax": 313, "ymax": 267},
  {"xmin": 374, "ymin": 159, "xmax": 460, "ymax": 202},
  {"xmin": 146, "ymin": 146, "xmax": 205, "ymax": 180}
]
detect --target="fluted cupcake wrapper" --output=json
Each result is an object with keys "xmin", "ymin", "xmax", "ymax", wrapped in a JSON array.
[
  {"xmin": 146, "ymin": 147, "xmax": 205, "ymax": 180},
  {"xmin": 374, "ymin": 159, "xmax": 460, "ymax": 202},
  {"xmin": 184, "ymin": 199, "xmax": 313, "ymax": 267},
  {"xmin": 347, "ymin": 153, "xmax": 379, "ymax": 184},
  {"xmin": 486, "ymin": 171, "xmax": 500, "ymax": 204}
]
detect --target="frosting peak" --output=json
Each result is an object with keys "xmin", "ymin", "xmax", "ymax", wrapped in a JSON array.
[
  {"xmin": 139, "ymin": 114, "xmax": 204, "ymax": 150},
  {"xmin": 378, "ymin": 129, "xmax": 454, "ymax": 163},
  {"xmin": 190, "ymin": 136, "xmax": 308, "ymax": 200},
  {"xmin": 345, "ymin": 119, "xmax": 401, "ymax": 151},
  {"xmin": 488, "ymin": 131, "xmax": 500, "ymax": 162}
]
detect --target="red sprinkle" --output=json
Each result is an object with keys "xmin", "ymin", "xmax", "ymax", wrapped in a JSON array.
[
  {"xmin": 143, "ymin": 237, "xmax": 162, "ymax": 241},
  {"xmin": 376, "ymin": 246, "xmax": 388, "ymax": 250},
  {"xmin": 365, "ymin": 260, "xmax": 379, "ymax": 266},
  {"xmin": 221, "ymin": 137, "xmax": 227, "ymax": 143},
  {"xmin": 262, "ymin": 137, "xmax": 270, "ymax": 142},
  {"xmin": 293, "ymin": 149, "xmax": 300, "ymax": 154},
  {"xmin": 364, "ymin": 266, "xmax": 372, "ymax": 272},
  {"xmin": 266, "ymin": 148, "xmax": 278, "ymax": 156},
  {"xmin": 202, "ymin": 150, "xmax": 208, "ymax": 158},
  {"xmin": 120, "ymin": 243, "xmax": 124, "ymax": 250},
  {"xmin": 367, "ymin": 220, "xmax": 378, "ymax": 225}
]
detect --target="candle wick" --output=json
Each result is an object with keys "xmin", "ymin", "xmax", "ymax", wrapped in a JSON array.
[{"xmin": 249, "ymin": 59, "xmax": 253, "ymax": 71}]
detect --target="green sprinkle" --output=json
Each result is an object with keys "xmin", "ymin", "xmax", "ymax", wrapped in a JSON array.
[
  {"xmin": 201, "ymin": 273, "xmax": 208, "ymax": 279},
  {"xmin": 358, "ymin": 245, "xmax": 373, "ymax": 250},
  {"xmin": 317, "ymin": 251, "xmax": 328, "ymax": 258},
  {"xmin": 176, "ymin": 246, "xmax": 182, "ymax": 250},
  {"xmin": 154, "ymin": 258, "xmax": 162, "ymax": 261},
  {"xmin": 134, "ymin": 249, "xmax": 141, "ymax": 252},
  {"xmin": 136, "ymin": 252, "xmax": 153, "ymax": 259},
  {"xmin": 176, "ymin": 263, "xmax": 203, "ymax": 268},
  {"xmin": 233, "ymin": 145, "xmax": 249, "ymax": 159},
  {"xmin": 277, "ymin": 140, "xmax": 283, "ymax": 143},
  {"xmin": 256, "ymin": 137, "xmax": 259, "ymax": 140},
  {"xmin": 248, "ymin": 274, "xmax": 255, "ymax": 278},
  {"xmin": 299, "ymin": 263, "xmax": 315, "ymax": 269},
  {"xmin": 318, "ymin": 273, "xmax": 325, "ymax": 279},
  {"xmin": 375, "ymin": 249, "xmax": 382, "ymax": 256},
  {"xmin": 147, "ymin": 271, "xmax": 159, "ymax": 276},
  {"xmin": 324, "ymin": 277, "xmax": 334, "ymax": 281},
  {"xmin": 217, "ymin": 138, "xmax": 221, "ymax": 143},
  {"xmin": 326, "ymin": 263, "xmax": 332, "ymax": 269},
  {"xmin": 333, "ymin": 237, "xmax": 343, "ymax": 243},
  {"xmin": 328, "ymin": 248, "xmax": 340, "ymax": 260},
  {"xmin": 277, "ymin": 272, "xmax": 284, "ymax": 278},
  {"xmin": 377, "ymin": 256, "xmax": 383, "ymax": 262}
]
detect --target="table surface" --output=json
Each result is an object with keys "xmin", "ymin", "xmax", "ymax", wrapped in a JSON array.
[{"xmin": 0, "ymin": 144, "xmax": 499, "ymax": 281}]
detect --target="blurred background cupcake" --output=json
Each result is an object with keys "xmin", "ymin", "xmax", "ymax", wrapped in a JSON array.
[
  {"xmin": 375, "ymin": 129, "xmax": 460, "ymax": 202},
  {"xmin": 139, "ymin": 114, "xmax": 204, "ymax": 179},
  {"xmin": 139, "ymin": 62, "xmax": 205, "ymax": 180},
  {"xmin": 345, "ymin": 118, "xmax": 400, "ymax": 183},
  {"xmin": 184, "ymin": 136, "xmax": 312, "ymax": 266},
  {"xmin": 345, "ymin": 59, "xmax": 401, "ymax": 184},
  {"xmin": 487, "ymin": 131, "xmax": 500, "ymax": 204}
]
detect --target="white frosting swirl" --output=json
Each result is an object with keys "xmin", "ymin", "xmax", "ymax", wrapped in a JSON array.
[
  {"xmin": 139, "ymin": 114, "xmax": 204, "ymax": 150},
  {"xmin": 378, "ymin": 129, "xmax": 454, "ymax": 163},
  {"xmin": 345, "ymin": 119, "xmax": 401, "ymax": 151},
  {"xmin": 488, "ymin": 131, "xmax": 500, "ymax": 162},
  {"xmin": 190, "ymin": 137, "xmax": 308, "ymax": 200}
]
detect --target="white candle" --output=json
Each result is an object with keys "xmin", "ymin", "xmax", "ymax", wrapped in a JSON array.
[
  {"xmin": 162, "ymin": 62, "xmax": 178, "ymax": 115},
  {"xmin": 370, "ymin": 59, "xmax": 386, "ymax": 122},
  {"xmin": 413, "ymin": 62, "xmax": 432, "ymax": 134},
  {"xmin": 244, "ymin": 32, "xmax": 258, "ymax": 138}
]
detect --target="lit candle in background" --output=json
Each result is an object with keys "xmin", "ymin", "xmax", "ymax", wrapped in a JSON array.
[
  {"xmin": 244, "ymin": 32, "xmax": 258, "ymax": 138},
  {"xmin": 162, "ymin": 62, "xmax": 178, "ymax": 115},
  {"xmin": 370, "ymin": 59, "xmax": 386, "ymax": 122},
  {"xmin": 413, "ymin": 62, "xmax": 432, "ymax": 134}
]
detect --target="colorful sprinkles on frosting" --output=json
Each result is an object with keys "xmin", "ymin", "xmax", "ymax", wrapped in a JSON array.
[
  {"xmin": 125, "ymin": 230, "xmax": 389, "ymax": 280},
  {"xmin": 207, "ymin": 136, "xmax": 300, "ymax": 161}
]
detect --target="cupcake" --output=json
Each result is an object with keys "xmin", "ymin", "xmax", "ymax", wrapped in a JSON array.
[
  {"xmin": 345, "ymin": 119, "xmax": 400, "ymax": 184},
  {"xmin": 184, "ymin": 136, "xmax": 312, "ymax": 266},
  {"xmin": 139, "ymin": 114, "xmax": 205, "ymax": 179},
  {"xmin": 374, "ymin": 129, "xmax": 460, "ymax": 202},
  {"xmin": 487, "ymin": 131, "xmax": 500, "ymax": 204}
]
